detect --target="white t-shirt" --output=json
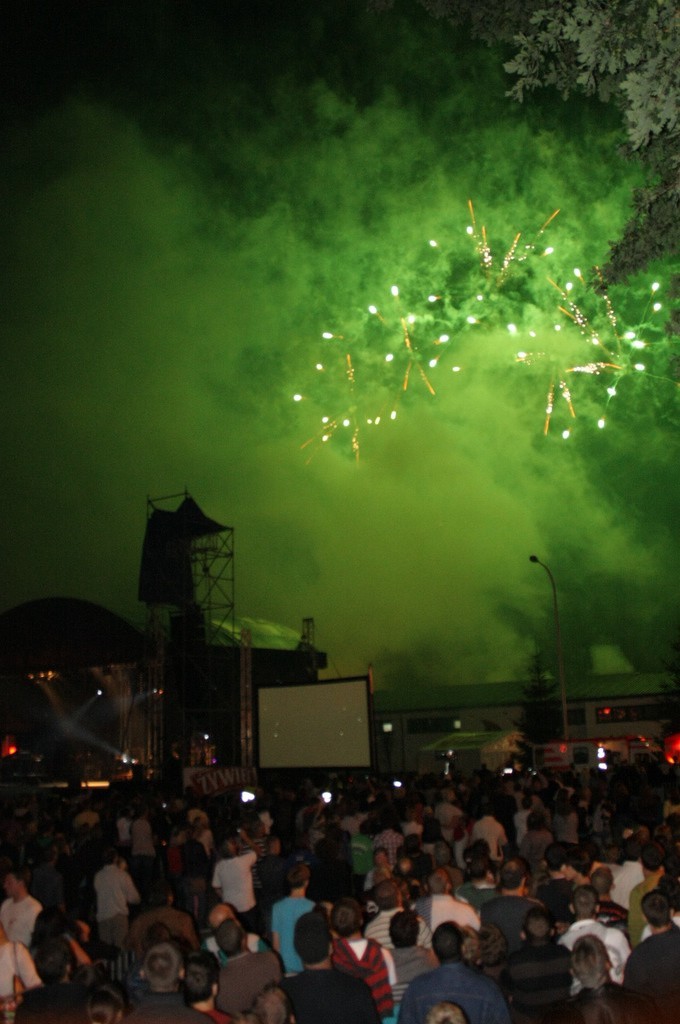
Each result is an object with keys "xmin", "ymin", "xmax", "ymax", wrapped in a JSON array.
[
  {"xmin": 212, "ymin": 850, "xmax": 257, "ymax": 913},
  {"xmin": 0, "ymin": 897, "xmax": 42, "ymax": 948},
  {"xmin": 0, "ymin": 941, "xmax": 41, "ymax": 997}
]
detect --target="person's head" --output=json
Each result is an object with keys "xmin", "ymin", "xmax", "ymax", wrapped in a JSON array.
[
  {"xmin": 266, "ymin": 835, "xmax": 282, "ymax": 857},
  {"xmin": 287, "ymin": 863, "xmax": 310, "ymax": 892},
  {"xmin": 499, "ymin": 858, "xmax": 527, "ymax": 894},
  {"xmin": 428, "ymin": 868, "xmax": 451, "ymax": 895},
  {"xmin": 403, "ymin": 833, "xmax": 422, "ymax": 856},
  {"xmin": 570, "ymin": 935, "xmax": 610, "ymax": 990},
  {"xmin": 374, "ymin": 878, "xmax": 401, "ymax": 911},
  {"xmin": 640, "ymin": 841, "xmax": 664, "ymax": 873},
  {"xmin": 330, "ymin": 897, "xmax": 363, "ymax": 938},
  {"xmin": 208, "ymin": 902, "xmax": 236, "ymax": 933},
  {"xmin": 142, "ymin": 941, "xmax": 184, "ymax": 993},
  {"xmin": 522, "ymin": 905, "xmax": 553, "ymax": 945},
  {"xmin": 432, "ymin": 922, "xmax": 463, "ymax": 965},
  {"xmin": 184, "ymin": 950, "xmax": 219, "ymax": 1006},
  {"xmin": 373, "ymin": 846, "xmax": 389, "ymax": 867},
  {"xmin": 526, "ymin": 810, "xmax": 547, "ymax": 831},
  {"xmin": 87, "ymin": 984, "xmax": 126, "ymax": 1024},
  {"xmin": 3, "ymin": 867, "xmax": 29, "ymax": 900},
  {"xmin": 623, "ymin": 833, "xmax": 643, "ymax": 862},
  {"xmin": 562, "ymin": 846, "xmax": 592, "ymax": 881},
  {"xmin": 294, "ymin": 911, "xmax": 331, "ymax": 967},
  {"xmin": 477, "ymin": 924, "xmax": 507, "ymax": 967},
  {"xmin": 253, "ymin": 984, "xmax": 294, "ymax": 1024},
  {"xmin": 572, "ymin": 884, "xmax": 598, "ymax": 921},
  {"xmin": 424, "ymin": 1002, "xmax": 469, "ymax": 1024},
  {"xmin": 544, "ymin": 842, "xmax": 567, "ymax": 873},
  {"xmin": 468, "ymin": 853, "xmax": 493, "ymax": 883},
  {"xmin": 215, "ymin": 919, "xmax": 246, "ymax": 957},
  {"xmin": 389, "ymin": 909, "xmax": 419, "ymax": 949},
  {"xmin": 34, "ymin": 937, "xmax": 74, "ymax": 985},
  {"xmin": 641, "ymin": 889, "xmax": 671, "ymax": 930},
  {"xmin": 589, "ymin": 866, "xmax": 613, "ymax": 898}
]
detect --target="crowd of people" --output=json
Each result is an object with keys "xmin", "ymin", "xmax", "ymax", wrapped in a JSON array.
[{"xmin": 0, "ymin": 756, "xmax": 679, "ymax": 1023}]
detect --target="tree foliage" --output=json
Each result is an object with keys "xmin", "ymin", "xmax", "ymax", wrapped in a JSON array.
[
  {"xmin": 515, "ymin": 651, "xmax": 563, "ymax": 763},
  {"xmin": 371, "ymin": 0, "xmax": 680, "ymax": 308}
]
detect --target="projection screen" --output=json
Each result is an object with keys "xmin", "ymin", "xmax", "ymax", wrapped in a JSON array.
[{"xmin": 257, "ymin": 675, "xmax": 373, "ymax": 769}]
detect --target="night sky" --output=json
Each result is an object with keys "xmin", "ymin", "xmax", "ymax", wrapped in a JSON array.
[{"xmin": 1, "ymin": 0, "xmax": 678, "ymax": 704}]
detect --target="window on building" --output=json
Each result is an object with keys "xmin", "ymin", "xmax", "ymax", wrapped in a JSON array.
[
  {"xmin": 595, "ymin": 703, "xmax": 661, "ymax": 724},
  {"xmin": 568, "ymin": 707, "xmax": 586, "ymax": 726},
  {"xmin": 407, "ymin": 716, "xmax": 458, "ymax": 734}
]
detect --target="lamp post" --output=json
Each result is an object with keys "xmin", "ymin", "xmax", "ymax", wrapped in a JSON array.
[{"xmin": 529, "ymin": 555, "xmax": 568, "ymax": 742}]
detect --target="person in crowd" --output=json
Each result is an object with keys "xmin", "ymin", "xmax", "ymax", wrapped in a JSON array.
[
  {"xmin": 424, "ymin": 1003, "xmax": 469, "ymax": 1024},
  {"xmin": 15, "ymin": 936, "xmax": 90, "ymax": 1023},
  {"xmin": 255, "ymin": 835, "xmax": 287, "ymax": 938},
  {"xmin": 125, "ymin": 940, "xmax": 207, "ymax": 1022},
  {"xmin": 623, "ymin": 889, "xmax": 680, "ymax": 1024},
  {"xmin": 202, "ymin": 904, "xmax": 266, "ymax": 965},
  {"xmin": 214, "ymin": 919, "xmax": 281, "ymax": 1017},
  {"xmin": 271, "ymin": 863, "xmax": 314, "ymax": 974},
  {"xmin": 124, "ymin": 879, "xmax": 199, "ymax": 962},
  {"xmin": 533, "ymin": 844, "xmax": 572, "ymax": 933},
  {"xmin": 93, "ymin": 847, "xmax": 141, "ymax": 948},
  {"xmin": 30, "ymin": 844, "xmax": 65, "ymax": 912},
  {"xmin": 397, "ymin": 921, "xmax": 511, "ymax": 1024},
  {"xmin": 548, "ymin": 934, "xmax": 654, "ymax": 1024},
  {"xmin": 415, "ymin": 869, "xmax": 480, "ymax": 933},
  {"xmin": 388, "ymin": 908, "xmax": 437, "ymax": 1006},
  {"xmin": 590, "ymin": 865, "xmax": 628, "ymax": 934},
  {"xmin": 373, "ymin": 807, "xmax": 404, "ymax": 870},
  {"xmin": 183, "ymin": 950, "xmax": 232, "ymax": 1024},
  {"xmin": 308, "ymin": 835, "xmax": 353, "ymax": 903},
  {"xmin": 476, "ymin": 924, "xmax": 510, "ymax": 998},
  {"xmin": 365, "ymin": 877, "xmax": 432, "ymax": 949},
  {"xmin": 130, "ymin": 807, "xmax": 156, "ymax": 904},
  {"xmin": 456, "ymin": 854, "xmax": 497, "ymax": 914},
  {"xmin": 182, "ymin": 820, "xmax": 213, "ymax": 931},
  {"xmin": 518, "ymin": 812, "xmax": 553, "ymax": 876},
  {"xmin": 479, "ymin": 859, "xmax": 538, "ymax": 956},
  {"xmin": 281, "ymin": 911, "xmax": 380, "ymax": 1024},
  {"xmin": 0, "ymin": 919, "xmax": 41, "ymax": 999},
  {"xmin": 363, "ymin": 847, "xmax": 392, "ymax": 895},
  {"xmin": 1, "ymin": 869, "xmax": 42, "ymax": 948},
  {"xmin": 330, "ymin": 897, "xmax": 394, "ymax": 1019},
  {"xmin": 557, "ymin": 884, "xmax": 630, "ymax": 987},
  {"xmin": 252, "ymin": 984, "xmax": 294, "ymax": 1024},
  {"xmin": 469, "ymin": 801, "xmax": 508, "ymax": 865},
  {"xmin": 506, "ymin": 905, "xmax": 571, "ymax": 1024},
  {"xmin": 559, "ymin": 847, "xmax": 593, "ymax": 890},
  {"xmin": 212, "ymin": 830, "xmax": 260, "ymax": 935},
  {"xmin": 87, "ymin": 983, "xmax": 127, "ymax": 1024},
  {"xmin": 551, "ymin": 791, "xmax": 580, "ymax": 847},
  {"xmin": 627, "ymin": 841, "xmax": 665, "ymax": 946},
  {"xmin": 610, "ymin": 833, "xmax": 645, "ymax": 910}
]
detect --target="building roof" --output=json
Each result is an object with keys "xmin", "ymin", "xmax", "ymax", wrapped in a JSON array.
[{"xmin": 373, "ymin": 673, "xmax": 666, "ymax": 713}]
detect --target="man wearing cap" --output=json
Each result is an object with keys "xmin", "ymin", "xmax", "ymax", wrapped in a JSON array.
[{"xmin": 281, "ymin": 911, "xmax": 380, "ymax": 1024}]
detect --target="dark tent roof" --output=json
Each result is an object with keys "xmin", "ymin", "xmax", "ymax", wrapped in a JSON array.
[
  {"xmin": 0, "ymin": 598, "xmax": 144, "ymax": 673},
  {"xmin": 138, "ymin": 496, "xmax": 228, "ymax": 606}
]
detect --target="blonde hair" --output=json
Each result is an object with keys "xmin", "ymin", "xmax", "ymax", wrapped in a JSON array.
[{"xmin": 424, "ymin": 1002, "xmax": 469, "ymax": 1024}]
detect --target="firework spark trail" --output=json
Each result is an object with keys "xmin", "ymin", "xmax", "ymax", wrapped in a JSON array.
[{"xmin": 298, "ymin": 206, "xmax": 674, "ymax": 456}]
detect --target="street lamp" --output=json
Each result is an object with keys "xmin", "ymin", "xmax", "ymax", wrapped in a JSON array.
[{"xmin": 529, "ymin": 555, "xmax": 568, "ymax": 741}]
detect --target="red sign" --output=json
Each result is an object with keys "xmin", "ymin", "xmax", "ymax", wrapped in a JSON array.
[{"xmin": 185, "ymin": 765, "xmax": 258, "ymax": 798}]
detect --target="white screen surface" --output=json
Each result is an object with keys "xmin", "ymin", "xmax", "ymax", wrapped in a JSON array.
[{"xmin": 257, "ymin": 677, "xmax": 372, "ymax": 768}]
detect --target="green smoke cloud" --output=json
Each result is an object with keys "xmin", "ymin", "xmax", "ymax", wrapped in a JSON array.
[{"xmin": 0, "ymin": 1, "xmax": 677, "ymax": 705}]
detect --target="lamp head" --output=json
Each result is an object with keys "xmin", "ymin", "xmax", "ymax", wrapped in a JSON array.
[{"xmin": 529, "ymin": 555, "xmax": 539, "ymax": 563}]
